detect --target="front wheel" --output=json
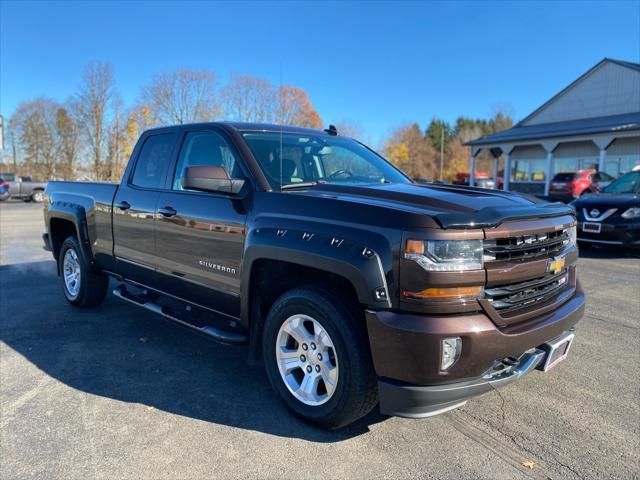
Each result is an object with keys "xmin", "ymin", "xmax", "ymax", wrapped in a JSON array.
[
  {"xmin": 59, "ymin": 236, "xmax": 109, "ymax": 307},
  {"xmin": 262, "ymin": 286, "xmax": 377, "ymax": 429}
]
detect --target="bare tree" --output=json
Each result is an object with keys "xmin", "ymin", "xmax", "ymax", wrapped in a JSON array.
[
  {"xmin": 55, "ymin": 106, "xmax": 81, "ymax": 180},
  {"xmin": 334, "ymin": 119, "xmax": 364, "ymax": 139},
  {"xmin": 142, "ymin": 68, "xmax": 219, "ymax": 125},
  {"xmin": 11, "ymin": 98, "xmax": 60, "ymax": 179},
  {"xmin": 221, "ymin": 74, "xmax": 276, "ymax": 123},
  {"xmin": 73, "ymin": 62, "xmax": 116, "ymax": 179},
  {"xmin": 104, "ymin": 96, "xmax": 124, "ymax": 181}
]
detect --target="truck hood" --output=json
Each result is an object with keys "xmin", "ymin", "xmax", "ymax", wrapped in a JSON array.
[{"xmin": 293, "ymin": 183, "xmax": 574, "ymax": 229}]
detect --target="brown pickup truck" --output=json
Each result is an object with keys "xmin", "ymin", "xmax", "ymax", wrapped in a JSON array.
[{"xmin": 43, "ymin": 122, "xmax": 585, "ymax": 428}]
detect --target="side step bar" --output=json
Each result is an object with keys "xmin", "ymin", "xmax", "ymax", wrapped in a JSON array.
[{"xmin": 112, "ymin": 285, "xmax": 248, "ymax": 344}]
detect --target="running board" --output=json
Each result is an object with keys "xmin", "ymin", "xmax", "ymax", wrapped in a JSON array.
[{"xmin": 112, "ymin": 285, "xmax": 247, "ymax": 344}]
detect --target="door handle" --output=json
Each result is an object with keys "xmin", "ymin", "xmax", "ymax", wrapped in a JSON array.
[
  {"xmin": 158, "ymin": 206, "xmax": 177, "ymax": 217},
  {"xmin": 116, "ymin": 201, "xmax": 131, "ymax": 211}
]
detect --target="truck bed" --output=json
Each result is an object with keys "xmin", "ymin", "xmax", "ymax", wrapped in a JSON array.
[{"xmin": 45, "ymin": 181, "xmax": 119, "ymax": 271}]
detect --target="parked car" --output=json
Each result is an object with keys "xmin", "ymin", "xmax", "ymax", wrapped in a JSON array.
[
  {"xmin": 43, "ymin": 122, "xmax": 584, "ymax": 429},
  {"xmin": 572, "ymin": 170, "xmax": 640, "ymax": 248},
  {"xmin": 0, "ymin": 173, "xmax": 47, "ymax": 202},
  {"xmin": 0, "ymin": 176, "xmax": 10, "ymax": 201},
  {"xmin": 453, "ymin": 172, "xmax": 497, "ymax": 189},
  {"xmin": 549, "ymin": 170, "xmax": 614, "ymax": 201}
]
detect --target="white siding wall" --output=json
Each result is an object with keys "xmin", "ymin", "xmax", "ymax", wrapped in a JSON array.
[
  {"xmin": 608, "ymin": 136, "xmax": 640, "ymax": 156},
  {"xmin": 522, "ymin": 62, "xmax": 640, "ymax": 126},
  {"xmin": 511, "ymin": 145, "xmax": 547, "ymax": 160},
  {"xmin": 553, "ymin": 141, "xmax": 599, "ymax": 158}
]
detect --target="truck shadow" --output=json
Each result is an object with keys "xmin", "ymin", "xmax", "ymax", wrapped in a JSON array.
[{"xmin": 0, "ymin": 261, "xmax": 386, "ymax": 442}]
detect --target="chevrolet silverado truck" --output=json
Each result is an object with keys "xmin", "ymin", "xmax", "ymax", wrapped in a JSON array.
[{"xmin": 43, "ymin": 122, "xmax": 585, "ymax": 428}]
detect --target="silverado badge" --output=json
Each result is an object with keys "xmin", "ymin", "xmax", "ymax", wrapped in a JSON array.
[{"xmin": 547, "ymin": 255, "xmax": 566, "ymax": 275}]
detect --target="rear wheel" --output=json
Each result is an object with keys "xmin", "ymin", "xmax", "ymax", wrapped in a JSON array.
[
  {"xmin": 31, "ymin": 190, "xmax": 45, "ymax": 203},
  {"xmin": 262, "ymin": 286, "xmax": 377, "ymax": 429},
  {"xmin": 58, "ymin": 236, "xmax": 109, "ymax": 307}
]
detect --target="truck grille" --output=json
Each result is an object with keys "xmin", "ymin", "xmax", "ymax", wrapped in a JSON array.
[
  {"xmin": 484, "ymin": 271, "xmax": 569, "ymax": 315},
  {"xmin": 484, "ymin": 229, "xmax": 569, "ymax": 262}
]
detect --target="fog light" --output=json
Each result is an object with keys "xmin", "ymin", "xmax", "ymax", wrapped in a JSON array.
[{"xmin": 441, "ymin": 337, "xmax": 462, "ymax": 371}]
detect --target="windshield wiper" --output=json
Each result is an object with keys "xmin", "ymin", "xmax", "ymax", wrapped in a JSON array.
[{"xmin": 280, "ymin": 181, "xmax": 325, "ymax": 190}]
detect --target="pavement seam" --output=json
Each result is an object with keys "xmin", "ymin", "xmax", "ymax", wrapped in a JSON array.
[{"xmin": 445, "ymin": 413, "xmax": 547, "ymax": 480}]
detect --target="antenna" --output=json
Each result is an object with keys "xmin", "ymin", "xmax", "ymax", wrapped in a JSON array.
[{"xmin": 279, "ymin": 61, "xmax": 283, "ymax": 192}]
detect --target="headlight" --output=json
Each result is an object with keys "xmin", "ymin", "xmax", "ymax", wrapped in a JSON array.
[
  {"xmin": 564, "ymin": 225, "xmax": 577, "ymax": 246},
  {"xmin": 621, "ymin": 207, "xmax": 640, "ymax": 219},
  {"xmin": 405, "ymin": 239, "xmax": 483, "ymax": 271}
]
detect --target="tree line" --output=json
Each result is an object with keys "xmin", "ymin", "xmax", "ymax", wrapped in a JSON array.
[
  {"xmin": 4, "ymin": 63, "xmax": 324, "ymax": 181},
  {"xmin": 3, "ymin": 60, "xmax": 513, "ymax": 183},
  {"xmin": 383, "ymin": 108, "xmax": 513, "ymax": 182}
]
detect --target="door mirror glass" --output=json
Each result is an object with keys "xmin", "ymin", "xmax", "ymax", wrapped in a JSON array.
[{"xmin": 181, "ymin": 166, "xmax": 245, "ymax": 195}]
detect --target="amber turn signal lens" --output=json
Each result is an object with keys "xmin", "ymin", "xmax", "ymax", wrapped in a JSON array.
[
  {"xmin": 402, "ymin": 286, "xmax": 483, "ymax": 299},
  {"xmin": 405, "ymin": 239, "xmax": 425, "ymax": 254}
]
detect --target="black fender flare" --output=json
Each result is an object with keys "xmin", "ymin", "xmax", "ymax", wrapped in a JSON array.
[
  {"xmin": 240, "ymin": 224, "xmax": 393, "ymax": 325},
  {"xmin": 46, "ymin": 201, "xmax": 93, "ymax": 266}
]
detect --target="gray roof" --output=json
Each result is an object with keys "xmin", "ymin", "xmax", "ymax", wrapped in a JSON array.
[
  {"xmin": 468, "ymin": 58, "xmax": 640, "ymax": 146},
  {"xmin": 606, "ymin": 57, "xmax": 640, "ymax": 72},
  {"xmin": 467, "ymin": 112, "xmax": 640, "ymax": 146}
]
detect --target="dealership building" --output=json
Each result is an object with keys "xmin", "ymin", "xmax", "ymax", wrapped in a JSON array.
[{"xmin": 467, "ymin": 58, "xmax": 640, "ymax": 195}]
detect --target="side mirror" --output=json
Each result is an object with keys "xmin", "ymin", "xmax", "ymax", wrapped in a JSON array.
[{"xmin": 181, "ymin": 166, "xmax": 245, "ymax": 195}]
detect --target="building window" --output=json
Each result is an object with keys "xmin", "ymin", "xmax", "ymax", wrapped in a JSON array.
[{"xmin": 511, "ymin": 158, "xmax": 546, "ymax": 182}]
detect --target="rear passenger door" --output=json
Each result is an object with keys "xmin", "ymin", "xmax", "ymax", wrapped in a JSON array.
[
  {"xmin": 113, "ymin": 132, "xmax": 177, "ymax": 286},
  {"xmin": 155, "ymin": 129, "xmax": 248, "ymax": 317}
]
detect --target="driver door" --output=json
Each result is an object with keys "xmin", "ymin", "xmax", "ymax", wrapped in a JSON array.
[{"xmin": 155, "ymin": 129, "xmax": 248, "ymax": 317}]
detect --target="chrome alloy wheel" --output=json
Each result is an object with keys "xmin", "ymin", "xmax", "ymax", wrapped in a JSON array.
[
  {"xmin": 275, "ymin": 314, "xmax": 339, "ymax": 406},
  {"xmin": 63, "ymin": 248, "xmax": 81, "ymax": 298}
]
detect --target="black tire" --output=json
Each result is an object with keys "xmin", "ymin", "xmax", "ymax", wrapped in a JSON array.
[
  {"xmin": 58, "ymin": 235, "xmax": 109, "ymax": 307},
  {"xmin": 262, "ymin": 285, "xmax": 377, "ymax": 429},
  {"xmin": 31, "ymin": 190, "xmax": 45, "ymax": 203}
]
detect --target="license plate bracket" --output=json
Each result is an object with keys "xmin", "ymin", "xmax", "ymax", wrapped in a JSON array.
[
  {"xmin": 583, "ymin": 222, "xmax": 601, "ymax": 233},
  {"xmin": 538, "ymin": 331, "xmax": 575, "ymax": 372}
]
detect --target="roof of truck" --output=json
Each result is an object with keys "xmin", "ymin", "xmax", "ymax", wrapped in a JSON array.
[{"xmin": 145, "ymin": 122, "xmax": 333, "ymax": 136}]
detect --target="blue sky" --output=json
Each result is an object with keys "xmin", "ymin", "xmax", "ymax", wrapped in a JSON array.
[{"xmin": 1, "ymin": 0, "xmax": 639, "ymax": 146}]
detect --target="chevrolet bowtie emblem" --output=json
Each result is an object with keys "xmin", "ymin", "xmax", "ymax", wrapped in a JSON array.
[{"xmin": 548, "ymin": 255, "xmax": 566, "ymax": 275}]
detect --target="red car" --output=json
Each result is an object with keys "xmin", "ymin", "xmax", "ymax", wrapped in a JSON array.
[{"xmin": 549, "ymin": 169, "xmax": 614, "ymax": 201}]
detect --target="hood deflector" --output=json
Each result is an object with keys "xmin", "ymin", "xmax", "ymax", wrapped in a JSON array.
[{"xmin": 433, "ymin": 202, "xmax": 575, "ymax": 229}]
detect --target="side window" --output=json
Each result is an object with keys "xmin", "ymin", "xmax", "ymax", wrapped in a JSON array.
[
  {"xmin": 131, "ymin": 133, "xmax": 176, "ymax": 189},
  {"xmin": 172, "ymin": 131, "xmax": 240, "ymax": 191}
]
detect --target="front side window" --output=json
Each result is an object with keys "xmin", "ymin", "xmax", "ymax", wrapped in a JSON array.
[
  {"xmin": 131, "ymin": 133, "xmax": 176, "ymax": 189},
  {"xmin": 241, "ymin": 131, "xmax": 410, "ymax": 189},
  {"xmin": 173, "ymin": 131, "xmax": 240, "ymax": 191},
  {"xmin": 603, "ymin": 171, "xmax": 640, "ymax": 194}
]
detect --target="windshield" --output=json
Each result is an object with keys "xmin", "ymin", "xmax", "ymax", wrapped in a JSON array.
[
  {"xmin": 602, "ymin": 171, "xmax": 640, "ymax": 194},
  {"xmin": 241, "ymin": 131, "xmax": 410, "ymax": 189}
]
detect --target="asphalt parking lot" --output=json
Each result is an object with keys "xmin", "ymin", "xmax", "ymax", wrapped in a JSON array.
[{"xmin": 1, "ymin": 200, "xmax": 639, "ymax": 480}]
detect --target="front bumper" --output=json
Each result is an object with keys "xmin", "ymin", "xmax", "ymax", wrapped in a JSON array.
[
  {"xmin": 577, "ymin": 220, "xmax": 640, "ymax": 246},
  {"xmin": 366, "ymin": 282, "xmax": 585, "ymax": 418}
]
